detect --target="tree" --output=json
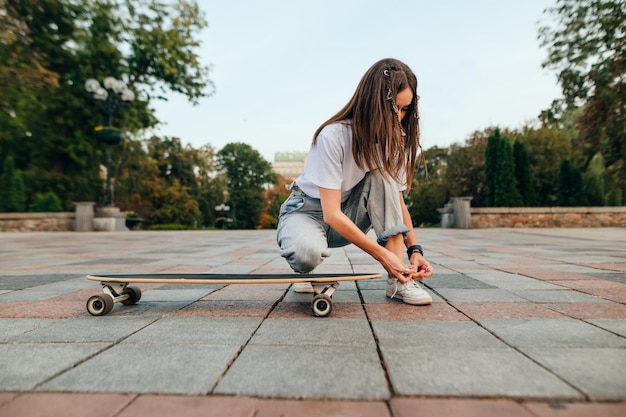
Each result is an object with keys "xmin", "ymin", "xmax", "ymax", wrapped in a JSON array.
[
  {"xmin": 407, "ymin": 145, "xmax": 449, "ymax": 225},
  {"xmin": 259, "ymin": 176, "xmax": 292, "ymax": 229},
  {"xmin": 494, "ymin": 136, "xmax": 523, "ymax": 207},
  {"xmin": 0, "ymin": 0, "xmax": 64, "ymax": 153},
  {"xmin": 583, "ymin": 152, "xmax": 606, "ymax": 206},
  {"xmin": 558, "ymin": 159, "xmax": 589, "ymax": 206},
  {"xmin": 539, "ymin": 0, "xmax": 626, "ymax": 197},
  {"xmin": 513, "ymin": 140, "xmax": 537, "ymax": 206},
  {"xmin": 216, "ymin": 143, "xmax": 278, "ymax": 229},
  {"xmin": 445, "ymin": 132, "xmax": 488, "ymax": 207},
  {"xmin": 0, "ymin": 156, "xmax": 26, "ymax": 212},
  {"xmin": 113, "ymin": 135, "xmax": 223, "ymax": 227},
  {"xmin": 483, "ymin": 129, "xmax": 522, "ymax": 207},
  {"xmin": 0, "ymin": 0, "xmax": 213, "ymax": 210},
  {"xmin": 483, "ymin": 129, "xmax": 500, "ymax": 207},
  {"xmin": 515, "ymin": 126, "xmax": 572, "ymax": 206}
]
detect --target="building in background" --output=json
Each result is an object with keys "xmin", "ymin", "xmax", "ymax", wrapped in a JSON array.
[{"xmin": 272, "ymin": 151, "xmax": 307, "ymax": 180}]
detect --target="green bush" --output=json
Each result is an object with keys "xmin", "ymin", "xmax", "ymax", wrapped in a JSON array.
[
  {"xmin": 29, "ymin": 192, "xmax": 63, "ymax": 212},
  {"xmin": 407, "ymin": 180, "xmax": 447, "ymax": 226},
  {"xmin": 147, "ymin": 223, "xmax": 195, "ymax": 230}
]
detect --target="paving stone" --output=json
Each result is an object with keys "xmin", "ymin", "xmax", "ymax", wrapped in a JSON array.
[
  {"xmin": 250, "ymin": 318, "xmax": 376, "ymax": 347},
  {"xmin": 0, "ymin": 318, "xmax": 54, "ymax": 340},
  {"xmin": 434, "ymin": 288, "xmax": 527, "ymax": 302},
  {"xmin": 478, "ymin": 318, "xmax": 626, "ymax": 348},
  {"xmin": 360, "ymin": 288, "xmax": 445, "ymax": 304},
  {"xmin": 282, "ymin": 289, "xmax": 361, "ymax": 303},
  {"xmin": 116, "ymin": 395, "xmax": 391, "ymax": 417},
  {"xmin": 547, "ymin": 280, "xmax": 626, "ymax": 303},
  {"xmin": 544, "ymin": 302, "xmax": 626, "ymax": 319},
  {"xmin": 7, "ymin": 316, "xmax": 157, "ymax": 343},
  {"xmin": 391, "ymin": 398, "xmax": 536, "ymax": 417},
  {"xmin": 139, "ymin": 289, "xmax": 216, "ymax": 302},
  {"xmin": 0, "ymin": 343, "xmax": 110, "ymax": 390},
  {"xmin": 512, "ymin": 289, "xmax": 609, "ymax": 303},
  {"xmin": 383, "ymin": 346, "xmax": 582, "ymax": 399},
  {"xmin": 422, "ymin": 274, "xmax": 494, "ymax": 289},
  {"xmin": 0, "ymin": 393, "xmax": 17, "ymax": 407},
  {"xmin": 0, "ymin": 299, "xmax": 87, "ymax": 319},
  {"xmin": 0, "ymin": 393, "xmax": 136, "ymax": 417},
  {"xmin": 269, "ymin": 301, "xmax": 367, "ymax": 319},
  {"xmin": 357, "ymin": 280, "xmax": 387, "ymax": 290},
  {"xmin": 451, "ymin": 302, "xmax": 567, "ymax": 320},
  {"xmin": 372, "ymin": 321, "xmax": 507, "ymax": 350},
  {"xmin": 122, "ymin": 316, "xmax": 262, "ymax": 345},
  {"xmin": 175, "ymin": 300, "xmax": 275, "ymax": 317},
  {"xmin": 214, "ymin": 345, "xmax": 389, "ymax": 400},
  {"xmin": 202, "ymin": 283, "xmax": 285, "ymax": 301},
  {"xmin": 586, "ymin": 319, "xmax": 626, "ymax": 337},
  {"xmin": 39, "ymin": 343, "xmax": 240, "ymax": 395},
  {"xmin": 521, "ymin": 348, "xmax": 626, "ymax": 400},
  {"xmin": 523, "ymin": 401, "xmax": 626, "ymax": 417},
  {"xmin": 0, "ymin": 280, "xmax": 93, "ymax": 303},
  {"xmin": 0, "ymin": 274, "xmax": 81, "ymax": 291},
  {"xmin": 587, "ymin": 272, "xmax": 626, "ymax": 284},
  {"xmin": 365, "ymin": 302, "xmax": 469, "ymax": 321},
  {"xmin": 471, "ymin": 275, "xmax": 567, "ymax": 291}
]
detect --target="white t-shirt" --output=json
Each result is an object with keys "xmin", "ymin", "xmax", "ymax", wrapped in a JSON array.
[{"xmin": 296, "ymin": 120, "xmax": 405, "ymax": 202}]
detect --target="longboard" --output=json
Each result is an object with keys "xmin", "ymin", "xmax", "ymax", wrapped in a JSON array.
[{"xmin": 86, "ymin": 273, "xmax": 382, "ymax": 317}]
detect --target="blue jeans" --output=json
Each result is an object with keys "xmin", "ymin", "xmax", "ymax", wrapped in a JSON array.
[{"xmin": 276, "ymin": 172, "xmax": 409, "ymax": 273}]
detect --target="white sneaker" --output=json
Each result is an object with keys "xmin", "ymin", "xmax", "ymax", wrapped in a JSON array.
[
  {"xmin": 293, "ymin": 282, "xmax": 314, "ymax": 293},
  {"xmin": 386, "ymin": 277, "xmax": 432, "ymax": 305}
]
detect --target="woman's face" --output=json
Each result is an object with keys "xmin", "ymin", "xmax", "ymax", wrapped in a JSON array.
[{"xmin": 396, "ymin": 87, "xmax": 413, "ymax": 122}]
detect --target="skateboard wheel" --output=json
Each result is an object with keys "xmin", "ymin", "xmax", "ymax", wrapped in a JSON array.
[
  {"xmin": 86, "ymin": 294, "xmax": 114, "ymax": 316},
  {"xmin": 312, "ymin": 294, "xmax": 332, "ymax": 317},
  {"xmin": 121, "ymin": 286, "xmax": 142, "ymax": 305}
]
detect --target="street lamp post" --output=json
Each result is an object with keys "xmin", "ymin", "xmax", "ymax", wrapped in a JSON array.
[
  {"xmin": 85, "ymin": 77, "xmax": 135, "ymax": 207},
  {"xmin": 214, "ymin": 203, "xmax": 231, "ymax": 229}
]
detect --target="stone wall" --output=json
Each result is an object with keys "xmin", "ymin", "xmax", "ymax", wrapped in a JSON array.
[
  {"xmin": 0, "ymin": 212, "xmax": 75, "ymax": 232},
  {"xmin": 471, "ymin": 207, "xmax": 626, "ymax": 228},
  {"xmin": 2, "ymin": 207, "xmax": 625, "ymax": 231}
]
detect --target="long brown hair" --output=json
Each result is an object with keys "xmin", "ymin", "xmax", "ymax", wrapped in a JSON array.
[{"xmin": 313, "ymin": 58, "xmax": 420, "ymax": 189}]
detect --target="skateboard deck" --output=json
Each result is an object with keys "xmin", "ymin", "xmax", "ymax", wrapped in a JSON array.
[{"xmin": 86, "ymin": 273, "xmax": 382, "ymax": 317}]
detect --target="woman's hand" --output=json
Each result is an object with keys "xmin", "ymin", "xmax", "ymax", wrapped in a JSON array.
[
  {"xmin": 375, "ymin": 248, "xmax": 415, "ymax": 282},
  {"xmin": 407, "ymin": 254, "xmax": 434, "ymax": 281}
]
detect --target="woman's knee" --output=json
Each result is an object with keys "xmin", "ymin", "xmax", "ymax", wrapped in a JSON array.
[{"xmin": 279, "ymin": 239, "xmax": 328, "ymax": 273}]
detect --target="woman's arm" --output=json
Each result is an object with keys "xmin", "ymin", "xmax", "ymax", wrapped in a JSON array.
[
  {"xmin": 400, "ymin": 194, "xmax": 434, "ymax": 281},
  {"xmin": 319, "ymin": 187, "xmax": 409, "ymax": 279}
]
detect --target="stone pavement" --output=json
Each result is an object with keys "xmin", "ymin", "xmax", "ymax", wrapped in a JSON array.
[{"xmin": 0, "ymin": 228, "xmax": 625, "ymax": 417}]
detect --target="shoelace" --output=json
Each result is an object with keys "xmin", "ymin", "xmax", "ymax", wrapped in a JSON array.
[{"xmin": 390, "ymin": 279, "xmax": 419, "ymax": 299}]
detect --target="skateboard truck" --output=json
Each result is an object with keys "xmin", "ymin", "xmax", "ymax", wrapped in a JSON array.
[
  {"xmin": 86, "ymin": 282, "xmax": 142, "ymax": 316},
  {"xmin": 310, "ymin": 281, "xmax": 339, "ymax": 317}
]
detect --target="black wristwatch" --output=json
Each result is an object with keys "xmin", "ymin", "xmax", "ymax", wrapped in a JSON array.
[{"xmin": 407, "ymin": 244, "xmax": 423, "ymax": 257}]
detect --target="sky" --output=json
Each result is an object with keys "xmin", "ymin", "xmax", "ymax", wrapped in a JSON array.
[{"xmin": 152, "ymin": 0, "xmax": 562, "ymax": 163}]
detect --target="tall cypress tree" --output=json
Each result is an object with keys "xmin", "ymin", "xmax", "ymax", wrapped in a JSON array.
[
  {"xmin": 513, "ymin": 140, "xmax": 537, "ymax": 206},
  {"xmin": 494, "ymin": 137, "xmax": 523, "ymax": 207},
  {"xmin": 569, "ymin": 165, "xmax": 589, "ymax": 206},
  {"xmin": 557, "ymin": 159, "xmax": 572, "ymax": 206},
  {"xmin": 583, "ymin": 152, "xmax": 605, "ymax": 206},
  {"xmin": 483, "ymin": 129, "xmax": 500, "ymax": 207},
  {"xmin": 558, "ymin": 159, "xmax": 589, "ymax": 206}
]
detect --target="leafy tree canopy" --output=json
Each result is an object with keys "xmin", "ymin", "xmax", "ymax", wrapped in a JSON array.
[
  {"xmin": 0, "ymin": 0, "xmax": 213, "ymax": 210},
  {"xmin": 539, "ymin": 0, "xmax": 626, "ymax": 189}
]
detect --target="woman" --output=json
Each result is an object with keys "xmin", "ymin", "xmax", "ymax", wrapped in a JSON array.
[{"xmin": 276, "ymin": 58, "xmax": 434, "ymax": 305}]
